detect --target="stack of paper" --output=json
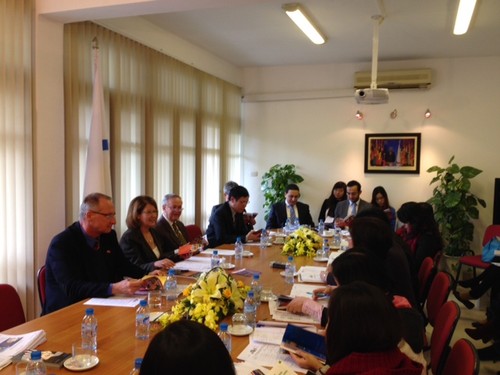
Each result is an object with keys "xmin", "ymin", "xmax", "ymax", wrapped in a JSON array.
[
  {"xmin": 0, "ymin": 330, "xmax": 47, "ymax": 370},
  {"xmin": 173, "ymin": 256, "xmax": 212, "ymax": 272},
  {"xmin": 297, "ymin": 266, "xmax": 325, "ymax": 283}
]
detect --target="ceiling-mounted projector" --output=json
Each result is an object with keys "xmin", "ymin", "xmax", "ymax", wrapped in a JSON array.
[{"xmin": 355, "ymin": 88, "xmax": 389, "ymax": 105}]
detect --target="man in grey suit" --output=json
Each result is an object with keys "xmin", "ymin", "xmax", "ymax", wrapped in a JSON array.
[
  {"xmin": 334, "ymin": 180, "xmax": 371, "ymax": 227},
  {"xmin": 155, "ymin": 194, "xmax": 191, "ymax": 253}
]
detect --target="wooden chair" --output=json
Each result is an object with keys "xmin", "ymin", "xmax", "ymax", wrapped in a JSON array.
[
  {"xmin": 429, "ymin": 301, "xmax": 461, "ymax": 375},
  {"xmin": 441, "ymin": 338, "xmax": 479, "ymax": 375},
  {"xmin": 0, "ymin": 284, "xmax": 26, "ymax": 331},
  {"xmin": 37, "ymin": 265, "xmax": 47, "ymax": 313},
  {"xmin": 453, "ymin": 224, "xmax": 500, "ymax": 291}
]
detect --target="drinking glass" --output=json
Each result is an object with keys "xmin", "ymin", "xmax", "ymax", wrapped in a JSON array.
[
  {"xmin": 260, "ymin": 286, "xmax": 277, "ymax": 302},
  {"xmin": 148, "ymin": 290, "xmax": 162, "ymax": 310},
  {"xmin": 71, "ymin": 343, "xmax": 94, "ymax": 368},
  {"xmin": 232, "ymin": 313, "xmax": 248, "ymax": 328},
  {"xmin": 15, "ymin": 362, "xmax": 27, "ymax": 375}
]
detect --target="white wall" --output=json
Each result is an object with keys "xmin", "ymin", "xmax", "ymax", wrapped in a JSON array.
[{"xmin": 241, "ymin": 57, "xmax": 500, "ymax": 250}]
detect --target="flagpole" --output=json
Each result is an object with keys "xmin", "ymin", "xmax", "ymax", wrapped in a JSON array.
[{"xmin": 83, "ymin": 37, "xmax": 113, "ymax": 199}]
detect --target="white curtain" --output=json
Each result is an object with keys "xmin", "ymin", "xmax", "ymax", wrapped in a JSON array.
[
  {"xmin": 0, "ymin": 0, "xmax": 34, "ymax": 317},
  {"xmin": 64, "ymin": 22, "xmax": 242, "ymax": 236}
]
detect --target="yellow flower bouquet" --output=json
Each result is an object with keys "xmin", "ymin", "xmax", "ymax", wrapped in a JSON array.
[
  {"xmin": 282, "ymin": 227, "xmax": 322, "ymax": 257},
  {"xmin": 158, "ymin": 267, "xmax": 249, "ymax": 331}
]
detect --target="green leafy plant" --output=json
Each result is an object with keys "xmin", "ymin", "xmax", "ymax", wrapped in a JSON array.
[
  {"xmin": 261, "ymin": 164, "xmax": 304, "ymax": 221},
  {"xmin": 427, "ymin": 156, "xmax": 486, "ymax": 256}
]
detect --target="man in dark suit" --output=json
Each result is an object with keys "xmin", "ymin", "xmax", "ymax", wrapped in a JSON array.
[
  {"xmin": 334, "ymin": 180, "xmax": 372, "ymax": 227},
  {"xmin": 210, "ymin": 180, "xmax": 239, "ymax": 217},
  {"xmin": 210, "ymin": 180, "xmax": 256, "ymax": 228},
  {"xmin": 155, "ymin": 193, "xmax": 191, "ymax": 253},
  {"xmin": 206, "ymin": 185, "xmax": 261, "ymax": 247},
  {"xmin": 265, "ymin": 184, "xmax": 315, "ymax": 229},
  {"xmin": 43, "ymin": 193, "xmax": 150, "ymax": 315}
]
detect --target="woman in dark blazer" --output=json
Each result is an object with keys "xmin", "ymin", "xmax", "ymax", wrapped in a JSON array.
[
  {"xmin": 120, "ymin": 195, "xmax": 176, "ymax": 273},
  {"xmin": 318, "ymin": 181, "xmax": 347, "ymax": 225}
]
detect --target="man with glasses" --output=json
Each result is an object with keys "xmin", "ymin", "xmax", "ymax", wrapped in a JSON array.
[
  {"xmin": 156, "ymin": 194, "xmax": 192, "ymax": 254},
  {"xmin": 43, "ymin": 192, "xmax": 153, "ymax": 315},
  {"xmin": 206, "ymin": 185, "xmax": 261, "ymax": 247}
]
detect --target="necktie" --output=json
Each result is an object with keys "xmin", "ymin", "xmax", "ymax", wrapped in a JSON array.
[
  {"xmin": 172, "ymin": 222, "xmax": 187, "ymax": 245},
  {"xmin": 351, "ymin": 202, "xmax": 357, "ymax": 216},
  {"xmin": 289, "ymin": 205, "xmax": 297, "ymax": 223}
]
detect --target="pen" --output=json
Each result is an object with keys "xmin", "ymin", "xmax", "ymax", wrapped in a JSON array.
[{"xmin": 306, "ymin": 292, "xmax": 329, "ymax": 299}]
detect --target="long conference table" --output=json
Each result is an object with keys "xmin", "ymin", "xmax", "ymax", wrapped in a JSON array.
[{"xmin": 2, "ymin": 242, "xmax": 327, "ymax": 374}]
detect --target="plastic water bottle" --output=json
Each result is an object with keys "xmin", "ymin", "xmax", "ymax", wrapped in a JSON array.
[
  {"xmin": 211, "ymin": 250, "xmax": 221, "ymax": 269},
  {"xmin": 260, "ymin": 229, "xmax": 268, "ymax": 250},
  {"xmin": 135, "ymin": 300, "xmax": 150, "ymax": 340},
  {"xmin": 129, "ymin": 358, "xmax": 142, "ymax": 375},
  {"xmin": 318, "ymin": 219, "xmax": 325, "ymax": 235},
  {"xmin": 284, "ymin": 218, "xmax": 291, "ymax": 235},
  {"xmin": 234, "ymin": 237, "xmax": 244, "ymax": 260},
  {"xmin": 322, "ymin": 238, "xmax": 330, "ymax": 258},
  {"xmin": 165, "ymin": 269, "xmax": 178, "ymax": 301},
  {"xmin": 218, "ymin": 322, "xmax": 232, "ymax": 353},
  {"xmin": 26, "ymin": 350, "xmax": 47, "ymax": 375},
  {"xmin": 250, "ymin": 273, "xmax": 262, "ymax": 305},
  {"xmin": 285, "ymin": 256, "xmax": 295, "ymax": 284},
  {"xmin": 244, "ymin": 291, "xmax": 257, "ymax": 328},
  {"xmin": 81, "ymin": 308, "xmax": 97, "ymax": 351},
  {"xmin": 334, "ymin": 229, "xmax": 341, "ymax": 248}
]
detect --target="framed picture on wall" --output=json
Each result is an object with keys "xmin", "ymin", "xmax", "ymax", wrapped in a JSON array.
[{"xmin": 364, "ymin": 133, "xmax": 421, "ymax": 174}]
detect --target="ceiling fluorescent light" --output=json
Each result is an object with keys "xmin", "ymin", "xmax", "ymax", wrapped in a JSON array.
[
  {"xmin": 283, "ymin": 3, "xmax": 326, "ymax": 45},
  {"xmin": 453, "ymin": 0, "xmax": 477, "ymax": 35}
]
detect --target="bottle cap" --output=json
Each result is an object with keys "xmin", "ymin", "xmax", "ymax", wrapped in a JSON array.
[
  {"xmin": 139, "ymin": 299, "xmax": 147, "ymax": 307},
  {"xmin": 168, "ymin": 269, "xmax": 175, "ymax": 276},
  {"xmin": 248, "ymin": 291, "xmax": 254, "ymax": 297},
  {"xmin": 85, "ymin": 308, "xmax": 94, "ymax": 315},
  {"xmin": 134, "ymin": 358, "xmax": 143, "ymax": 369},
  {"xmin": 31, "ymin": 350, "xmax": 42, "ymax": 360},
  {"xmin": 288, "ymin": 256, "xmax": 293, "ymax": 261},
  {"xmin": 236, "ymin": 237, "xmax": 241, "ymax": 241},
  {"xmin": 253, "ymin": 273, "xmax": 260, "ymax": 280},
  {"xmin": 220, "ymin": 322, "xmax": 228, "ymax": 331},
  {"xmin": 213, "ymin": 250, "xmax": 218, "ymax": 255}
]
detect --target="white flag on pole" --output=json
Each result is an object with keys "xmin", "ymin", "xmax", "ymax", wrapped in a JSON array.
[{"xmin": 83, "ymin": 38, "xmax": 112, "ymax": 198}]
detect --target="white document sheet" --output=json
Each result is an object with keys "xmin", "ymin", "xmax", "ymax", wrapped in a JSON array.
[
  {"xmin": 203, "ymin": 249, "xmax": 235, "ymax": 256},
  {"xmin": 251, "ymin": 326, "xmax": 286, "ymax": 346},
  {"xmin": 84, "ymin": 297, "xmax": 142, "ymax": 307},
  {"xmin": 297, "ymin": 266, "xmax": 325, "ymax": 283},
  {"xmin": 267, "ymin": 300, "xmax": 319, "ymax": 324},
  {"xmin": 237, "ymin": 342, "xmax": 303, "ymax": 373},
  {"xmin": 173, "ymin": 256, "xmax": 212, "ymax": 272},
  {"xmin": 0, "ymin": 330, "xmax": 47, "ymax": 370}
]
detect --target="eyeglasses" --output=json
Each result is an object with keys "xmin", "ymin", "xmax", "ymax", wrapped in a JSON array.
[
  {"xmin": 167, "ymin": 206, "xmax": 183, "ymax": 211},
  {"xmin": 90, "ymin": 210, "xmax": 116, "ymax": 220},
  {"xmin": 142, "ymin": 210, "xmax": 158, "ymax": 215}
]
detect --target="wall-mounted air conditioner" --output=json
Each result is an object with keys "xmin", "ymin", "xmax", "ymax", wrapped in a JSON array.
[{"xmin": 354, "ymin": 68, "xmax": 432, "ymax": 89}]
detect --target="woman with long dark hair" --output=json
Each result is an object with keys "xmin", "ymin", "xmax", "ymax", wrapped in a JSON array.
[
  {"xmin": 318, "ymin": 181, "xmax": 347, "ymax": 225},
  {"xmin": 289, "ymin": 281, "xmax": 423, "ymax": 375},
  {"xmin": 370, "ymin": 186, "xmax": 396, "ymax": 230},
  {"xmin": 396, "ymin": 201, "xmax": 443, "ymax": 270}
]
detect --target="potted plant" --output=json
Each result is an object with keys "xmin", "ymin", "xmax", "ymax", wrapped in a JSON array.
[
  {"xmin": 427, "ymin": 156, "xmax": 486, "ymax": 258},
  {"xmin": 261, "ymin": 164, "xmax": 304, "ymax": 221}
]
